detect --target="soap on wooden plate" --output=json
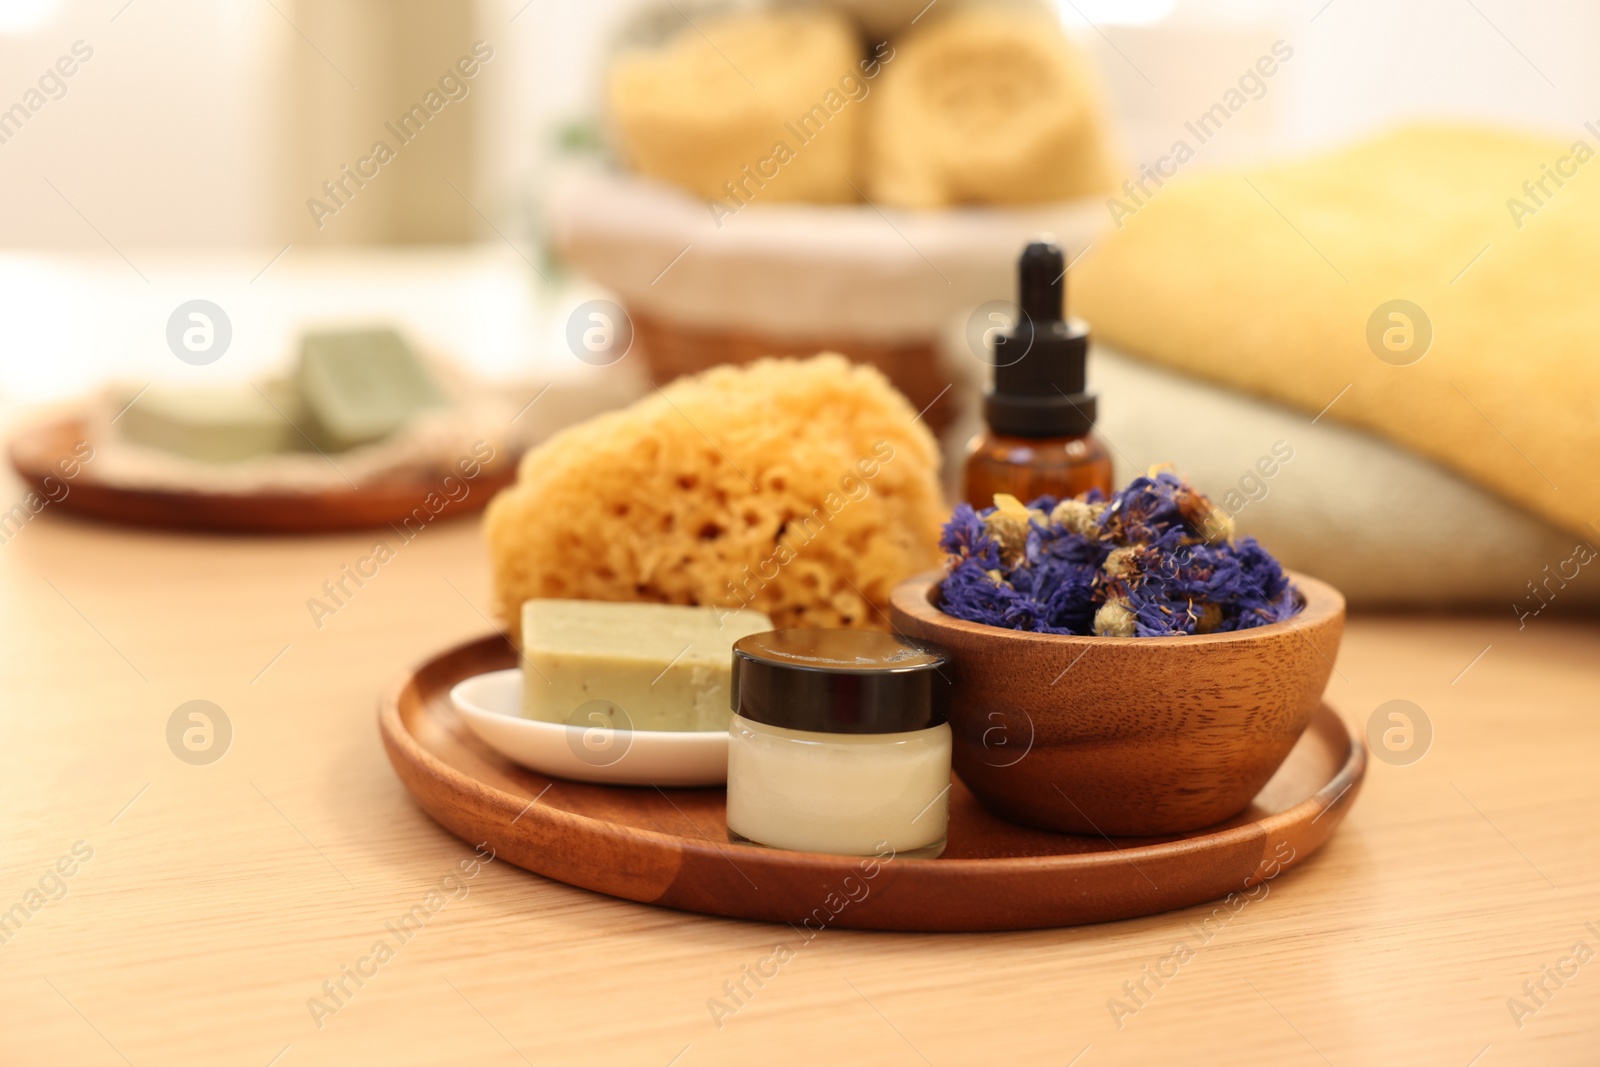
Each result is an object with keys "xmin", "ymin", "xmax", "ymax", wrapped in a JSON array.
[
  {"xmin": 118, "ymin": 380, "xmax": 303, "ymax": 462},
  {"xmin": 521, "ymin": 600, "xmax": 773, "ymax": 731},
  {"xmin": 297, "ymin": 329, "xmax": 443, "ymax": 451}
]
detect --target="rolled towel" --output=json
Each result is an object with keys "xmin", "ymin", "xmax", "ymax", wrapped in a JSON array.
[
  {"xmin": 1091, "ymin": 349, "xmax": 1600, "ymax": 613},
  {"xmin": 607, "ymin": 8, "xmax": 865, "ymax": 206},
  {"xmin": 866, "ymin": 5, "xmax": 1117, "ymax": 208}
]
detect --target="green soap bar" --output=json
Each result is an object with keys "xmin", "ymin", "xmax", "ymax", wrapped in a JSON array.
[
  {"xmin": 296, "ymin": 329, "xmax": 443, "ymax": 451},
  {"xmin": 521, "ymin": 600, "xmax": 774, "ymax": 732},
  {"xmin": 118, "ymin": 381, "xmax": 303, "ymax": 462}
]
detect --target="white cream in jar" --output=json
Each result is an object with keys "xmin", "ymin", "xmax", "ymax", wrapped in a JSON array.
[{"xmin": 726, "ymin": 630, "xmax": 952, "ymax": 858}]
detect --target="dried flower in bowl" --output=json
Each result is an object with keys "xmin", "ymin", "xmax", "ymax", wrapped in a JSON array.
[{"xmin": 938, "ymin": 468, "xmax": 1299, "ymax": 637}]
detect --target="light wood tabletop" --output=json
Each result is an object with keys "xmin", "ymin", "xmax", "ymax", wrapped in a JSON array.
[{"xmin": 1, "ymin": 487, "xmax": 1596, "ymax": 1066}]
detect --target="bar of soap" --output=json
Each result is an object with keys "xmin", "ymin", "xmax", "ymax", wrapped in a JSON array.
[
  {"xmin": 521, "ymin": 600, "xmax": 773, "ymax": 732},
  {"xmin": 296, "ymin": 329, "xmax": 442, "ymax": 451},
  {"xmin": 118, "ymin": 381, "xmax": 302, "ymax": 462}
]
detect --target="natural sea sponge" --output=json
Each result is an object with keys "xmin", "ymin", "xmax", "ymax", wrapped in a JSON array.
[
  {"xmin": 484, "ymin": 355, "xmax": 945, "ymax": 643},
  {"xmin": 607, "ymin": 8, "xmax": 863, "ymax": 204},
  {"xmin": 866, "ymin": 6, "xmax": 1117, "ymax": 208}
]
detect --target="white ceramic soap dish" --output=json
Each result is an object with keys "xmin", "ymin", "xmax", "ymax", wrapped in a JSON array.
[{"xmin": 449, "ymin": 669, "xmax": 728, "ymax": 787}]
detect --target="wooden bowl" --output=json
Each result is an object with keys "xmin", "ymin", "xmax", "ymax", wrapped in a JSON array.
[{"xmin": 890, "ymin": 569, "xmax": 1346, "ymax": 836}]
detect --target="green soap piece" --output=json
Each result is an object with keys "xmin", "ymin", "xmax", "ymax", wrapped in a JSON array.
[
  {"xmin": 521, "ymin": 600, "xmax": 774, "ymax": 732},
  {"xmin": 118, "ymin": 381, "xmax": 303, "ymax": 463},
  {"xmin": 296, "ymin": 329, "xmax": 443, "ymax": 451}
]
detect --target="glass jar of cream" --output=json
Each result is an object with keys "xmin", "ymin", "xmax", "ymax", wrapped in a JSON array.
[{"xmin": 727, "ymin": 630, "xmax": 952, "ymax": 858}]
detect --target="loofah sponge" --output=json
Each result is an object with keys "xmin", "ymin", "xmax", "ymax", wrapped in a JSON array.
[
  {"xmin": 866, "ymin": 6, "xmax": 1116, "ymax": 208},
  {"xmin": 484, "ymin": 355, "xmax": 945, "ymax": 644},
  {"xmin": 607, "ymin": 8, "xmax": 864, "ymax": 205}
]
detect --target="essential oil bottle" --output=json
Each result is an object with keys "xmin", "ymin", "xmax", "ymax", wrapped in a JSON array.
[{"xmin": 962, "ymin": 239, "xmax": 1113, "ymax": 506}]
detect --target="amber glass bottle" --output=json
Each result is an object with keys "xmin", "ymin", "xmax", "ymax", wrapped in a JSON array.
[
  {"xmin": 964, "ymin": 430, "xmax": 1112, "ymax": 506},
  {"xmin": 962, "ymin": 239, "xmax": 1114, "ymax": 506}
]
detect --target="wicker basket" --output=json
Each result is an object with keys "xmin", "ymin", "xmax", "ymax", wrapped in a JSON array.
[{"xmin": 630, "ymin": 311, "xmax": 958, "ymax": 432}]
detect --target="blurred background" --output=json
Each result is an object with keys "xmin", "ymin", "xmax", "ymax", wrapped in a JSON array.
[
  {"xmin": 1, "ymin": 0, "xmax": 1595, "ymax": 609},
  {"xmin": 3, "ymin": 0, "xmax": 1600, "ymax": 259},
  {"xmin": 5, "ymin": 0, "xmax": 1598, "ymax": 260}
]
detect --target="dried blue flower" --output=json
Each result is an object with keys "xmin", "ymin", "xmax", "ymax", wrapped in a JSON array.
[
  {"xmin": 937, "ymin": 474, "xmax": 1300, "ymax": 637},
  {"xmin": 938, "ymin": 502, "xmax": 1002, "ymax": 569}
]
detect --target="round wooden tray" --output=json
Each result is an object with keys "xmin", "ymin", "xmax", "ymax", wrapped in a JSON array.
[
  {"xmin": 380, "ymin": 635, "xmax": 1366, "ymax": 932},
  {"xmin": 9, "ymin": 417, "xmax": 516, "ymax": 534}
]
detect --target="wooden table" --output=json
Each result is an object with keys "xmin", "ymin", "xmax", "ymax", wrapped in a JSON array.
[{"xmin": 1, "ymin": 502, "xmax": 1595, "ymax": 1066}]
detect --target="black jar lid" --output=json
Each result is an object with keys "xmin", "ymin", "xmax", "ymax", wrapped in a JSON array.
[{"xmin": 731, "ymin": 629, "xmax": 950, "ymax": 735}]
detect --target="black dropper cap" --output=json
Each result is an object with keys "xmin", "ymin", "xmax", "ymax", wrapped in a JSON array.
[{"xmin": 984, "ymin": 238, "xmax": 1096, "ymax": 438}]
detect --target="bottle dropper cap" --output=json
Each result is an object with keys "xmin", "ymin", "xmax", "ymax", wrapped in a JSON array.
[{"xmin": 984, "ymin": 238, "xmax": 1096, "ymax": 438}]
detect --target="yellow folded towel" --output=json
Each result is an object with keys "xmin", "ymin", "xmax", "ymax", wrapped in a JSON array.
[{"xmin": 1076, "ymin": 125, "xmax": 1600, "ymax": 541}]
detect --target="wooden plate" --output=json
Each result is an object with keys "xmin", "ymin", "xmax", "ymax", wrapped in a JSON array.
[
  {"xmin": 9, "ymin": 417, "xmax": 516, "ymax": 534},
  {"xmin": 381, "ymin": 635, "xmax": 1366, "ymax": 931}
]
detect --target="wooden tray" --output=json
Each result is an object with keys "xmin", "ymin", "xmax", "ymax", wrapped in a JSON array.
[
  {"xmin": 9, "ymin": 417, "xmax": 516, "ymax": 534},
  {"xmin": 381, "ymin": 635, "xmax": 1366, "ymax": 931}
]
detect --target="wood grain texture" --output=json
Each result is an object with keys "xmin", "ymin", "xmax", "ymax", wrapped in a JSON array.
[
  {"xmin": 380, "ymin": 635, "xmax": 1363, "ymax": 931},
  {"xmin": 891, "ymin": 570, "xmax": 1346, "ymax": 835},
  {"xmin": 1, "ymin": 488, "xmax": 1596, "ymax": 1066},
  {"xmin": 9, "ymin": 417, "xmax": 517, "ymax": 534}
]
